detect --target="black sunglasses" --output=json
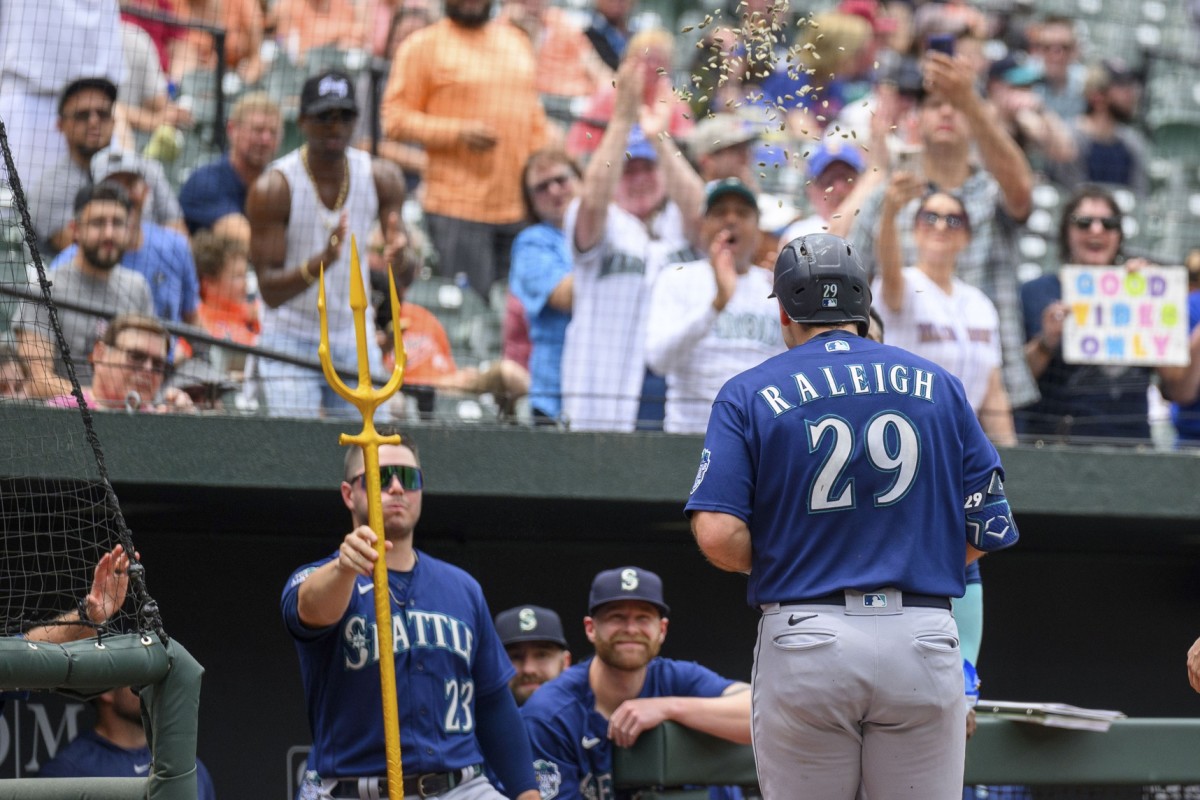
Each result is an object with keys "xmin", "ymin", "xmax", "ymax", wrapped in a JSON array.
[
  {"xmin": 351, "ymin": 464, "xmax": 423, "ymax": 491},
  {"xmin": 1070, "ymin": 215, "xmax": 1121, "ymax": 231},
  {"xmin": 69, "ymin": 107, "xmax": 113, "ymax": 123},
  {"xmin": 314, "ymin": 109, "xmax": 358, "ymax": 124},
  {"xmin": 917, "ymin": 210, "xmax": 968, "ymax": 230}
]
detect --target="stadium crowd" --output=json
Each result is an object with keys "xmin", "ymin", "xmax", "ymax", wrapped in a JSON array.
[{"xmin": 1, "ymin": 0, "xmax": 1200, "ymax": 446}]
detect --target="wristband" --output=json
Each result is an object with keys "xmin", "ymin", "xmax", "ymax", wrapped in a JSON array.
[{"xmin": 299, "ymin": 259, "xmax": 317, "ymax": 286}]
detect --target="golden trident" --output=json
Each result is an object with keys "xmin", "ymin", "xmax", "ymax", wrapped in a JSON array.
[{"xmin": 318, "ymin": 234, "xmax": 406, "ymax": 790}]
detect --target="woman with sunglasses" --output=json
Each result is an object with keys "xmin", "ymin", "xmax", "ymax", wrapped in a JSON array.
[
  {"xmin": 875, "ymin": 175, "xmax": 1017, "ymax": 445},
  {"xmin": 509, "ymin": 148, "xmax": 582, "ymax": 426},
  {"xmin": 1018, "ymin": 184, "xmax": 1200, "ymax": 442}
]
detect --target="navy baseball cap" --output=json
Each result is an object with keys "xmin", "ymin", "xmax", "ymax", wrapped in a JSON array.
[
  {"xmin": 494, "ymin": 605, "xmax": 568, "ymax": 648},
  {"xmin": 806, "ymin": 141, "xmax": 866, "ymax": 181},
  {"xmin": 300, "ymin": 71, "xmax": 358, "ymax": 117},
  {"xmin": 705, "ymin": 178, "xmax": 757, "ymax": 214},
  {"xmin": 588, "ymin": 567, "xmax": 670, "ymax": 616}
]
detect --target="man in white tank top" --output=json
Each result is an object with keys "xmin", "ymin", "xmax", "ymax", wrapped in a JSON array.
[{"xmin": 247, "ymin": 71, "xmax": 408, "ymax": 418}]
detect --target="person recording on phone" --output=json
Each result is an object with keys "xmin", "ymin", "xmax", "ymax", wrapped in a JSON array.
[{"xmin": 846, "ymin": 37, "xmax": 1040, "ymax": 411}]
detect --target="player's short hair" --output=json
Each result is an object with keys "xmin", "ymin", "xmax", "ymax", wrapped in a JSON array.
[
  {"xmin": 191, "ymin": 231, "xmax": 248, "ymax": 281},
  {"xmin": 74, "ymin": 181, "xmax": 132, "ymax": 218},
  {"xmin": 343, "ymin": 426, "xmax": 419, "ymax": 481}
]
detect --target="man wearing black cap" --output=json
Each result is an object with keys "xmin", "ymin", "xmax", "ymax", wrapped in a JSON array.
[
  {"xmin": 646, "ymin": 178, "xmax": 783, "ymax": 435},
  {"xmin": 494, "ymin": 605, "xmax": 572, "ymax": 706},
  {"xmin": 246, "ymin": 70, "xmax": 408, "ymax": 418},
  {"xmin": 28, "ymin": 77, "xmax": 185, "ymax": 260},
  {"xmin": 520, "ymin": 566, "xmax": 750, "ymax": 800}
]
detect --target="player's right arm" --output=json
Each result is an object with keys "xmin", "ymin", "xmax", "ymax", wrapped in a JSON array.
[
  {"xmin": 296, "ymin": 527, "xmax": 392, "ymax": 629},
  {"xmin": 521, "ymin": 705, "xmax": 588, "ymax": 800}
]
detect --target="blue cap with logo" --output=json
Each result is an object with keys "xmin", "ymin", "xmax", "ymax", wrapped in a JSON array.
[
  {"xmin": 494, "ymin": 605, "xmax": 568, "ymax": 648},
  {"xmin": 806, "ymin": 141, "xmax": 866, "ymax": 181},
  {"xmin": 625, "ymin": 125, "xmax": 658, "ymax": 163},
  {"xmin": 588, "ymin": 566, "xmax": 670, "ymax": 616}
]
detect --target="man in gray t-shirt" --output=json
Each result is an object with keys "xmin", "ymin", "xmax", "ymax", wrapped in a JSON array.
[{"xmin": 15, "ymin": 182, "xmax": 154, "ymax": 395}]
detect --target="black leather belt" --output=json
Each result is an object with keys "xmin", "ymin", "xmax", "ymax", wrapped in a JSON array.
[
  {"xmin": 330, "ymin": 764, "xmax": 483, "ymax": 799},
  {"xmin": 783, "ymin": 591, "xmax": 951, "ymax": 610}
]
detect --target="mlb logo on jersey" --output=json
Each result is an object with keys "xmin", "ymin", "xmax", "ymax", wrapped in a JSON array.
[
  {"xmin": 863, "ymin": 593, "xmax": 887, "ymax": 608},
  {"xmin": 534, "ymin": 760, "xmax": 562, "ymax": 799},
  {"xmin": 825, "ymin": 340, "xmax": 850, "ymax": 352}
]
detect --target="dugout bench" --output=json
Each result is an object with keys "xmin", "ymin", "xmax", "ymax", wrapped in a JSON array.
[{"xmin": 613, "ymin": 717, "xmax": 1200, "ymax": 794}]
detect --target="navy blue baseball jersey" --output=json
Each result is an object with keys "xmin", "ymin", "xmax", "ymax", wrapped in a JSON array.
[
  {"xmin": 520, "ymin": 657, "xmax": 740, "ymax": 800},
  {"xmin": 685, "ymin": 330, "xmax": 1004, "ymax": 606},
  {"xmin": 38, "ymin": 729, "xmax": 216, "ymax": 799},
  {"xmin": 281, "ymin": 550, "xmax": 515, "ymax": 778}
]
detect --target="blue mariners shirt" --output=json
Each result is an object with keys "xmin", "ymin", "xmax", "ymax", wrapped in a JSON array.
[
  {"xmin": 520, "ymin": 657, "xmax": 741, "ymax": 800},
  {"xmin": 281, "ymin": 550, "xmax": 514, "ymax": 778},
  {"xmin": 38, "ymin": 729, "xmax": 216, "ymax": 799},
  {"xmin": 685, "ymin": 331, "xmax": 1003, "ymax": 607}
]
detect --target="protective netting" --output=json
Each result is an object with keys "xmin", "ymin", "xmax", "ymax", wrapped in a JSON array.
[{"xmin": 0, "ymin": 118, "xmax": 159, "ymax": 645}]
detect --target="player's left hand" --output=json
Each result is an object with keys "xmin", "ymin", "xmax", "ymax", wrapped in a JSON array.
[
  {"xmin": 607, "ymin": 697, "xmax": 672, "ymax": 748},
  {"xmin": 1188, "ymin": 636, "xmax": 1200, "ymax": 692},
  {"xmin": 84, "ymin": 545, "xmax": 134, "ymax": 624}
]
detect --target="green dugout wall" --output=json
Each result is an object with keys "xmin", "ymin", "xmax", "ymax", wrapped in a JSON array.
[{"xmin": 4, "ymin": 409, "xmax": 1200, "ymax": 797}]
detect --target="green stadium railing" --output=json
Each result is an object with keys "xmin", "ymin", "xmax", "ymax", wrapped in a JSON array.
[{"xmin": 613, "ymin": 717, "xmax": 1200, "ymax": 792}]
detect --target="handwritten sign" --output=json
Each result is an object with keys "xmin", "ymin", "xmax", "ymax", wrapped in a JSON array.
[{"xmin": 1060, "ymin": 265, "xmax": 1189, "ymax": 366}]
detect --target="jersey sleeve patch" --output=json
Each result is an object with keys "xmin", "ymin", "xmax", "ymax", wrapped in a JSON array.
[
  {"xmin": 690, "ymin": 448, "xmax": 712, "ymax": 495},
  {"xmin": 965, "ymin": 469, "xmax": 1018, "ymax": 552},
  {"xmin": 534, "ymin": 759, "xmax": 562, "ymax": 800},
  {"xmin": 287, "ymin": 566, "xmax": 317, "ymax": 590}
]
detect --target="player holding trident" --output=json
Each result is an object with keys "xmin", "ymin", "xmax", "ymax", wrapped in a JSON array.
[{"xmin": 281, "ymin": 241, "xmax": 540, "ymax": 800}]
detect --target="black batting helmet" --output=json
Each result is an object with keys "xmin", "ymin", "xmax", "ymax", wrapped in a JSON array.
[{"xmin": 770, "ymin": 234, "xmax": 872, "ymax": 336}]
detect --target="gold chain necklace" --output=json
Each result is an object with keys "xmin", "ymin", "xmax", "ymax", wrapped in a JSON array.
[{"xmin": 301, "ymin": 145, "xmax": 349, "ymax": 211}]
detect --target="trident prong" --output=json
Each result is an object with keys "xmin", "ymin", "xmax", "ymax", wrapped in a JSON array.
[{"xmin": 317, "ymin": 233, "xmax": 408, "ymax": 790}]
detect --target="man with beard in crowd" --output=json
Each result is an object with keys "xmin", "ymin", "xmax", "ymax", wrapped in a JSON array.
[{"xmin": 14, "ymin": 182, "xmax": 154, "ymax": 397}]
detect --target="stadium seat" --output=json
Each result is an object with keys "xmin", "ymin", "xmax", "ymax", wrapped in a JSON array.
[{"xmin": 404, "ymin": 276, "xmax": 498, "ymax": 366}]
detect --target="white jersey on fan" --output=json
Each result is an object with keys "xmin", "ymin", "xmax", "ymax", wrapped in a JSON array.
[
  {"xmin": 561, "ymin": 198, "xmax": 694, "ymax": 432},
  {"xmin": 646, "ymin": 260, "xmax": 784, "ymax": 434},
  {"xmin": 872, "ymin": 266, "xmax": 1001, "ymax": 412}
]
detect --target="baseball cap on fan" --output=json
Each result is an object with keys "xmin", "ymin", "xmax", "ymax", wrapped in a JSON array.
[
  {"xmin": 300, "ymin": 71, "xmax": 358, "ymax": 117},
  {"xmin": 91, "ymin": 146, "xmax": 149, "ymax": 183},
  {"xmin": 495, "ymin": 605, "xmax": 569, "ymax": 648},
  {"xmin": 588, "ymin": 567, "xmax": 670, "ymax": 616},
  {"xmin": 807, "ymin": 141, "xmax": 865, "ymax": 182}
]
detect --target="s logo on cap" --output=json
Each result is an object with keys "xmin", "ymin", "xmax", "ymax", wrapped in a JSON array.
[
  {"xmin": 620, "ymin": 569, "xmax": 639, "ymax": 591},
  {"xmin": 519, "ymin": 607, "xmax": 538, "ymax": 632}
]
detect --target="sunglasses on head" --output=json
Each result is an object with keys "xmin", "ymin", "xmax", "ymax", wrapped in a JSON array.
[
  {"xmin": 351, "ymin": 464, "xmax": 423, "ymax": 491},
  {"xmin": 917, "ymin": 210, "xmax": 968, "ymax": 230},
  {"xmin": 1070, "ymin": 215, "xmax": 1121, "ymax": 231}
]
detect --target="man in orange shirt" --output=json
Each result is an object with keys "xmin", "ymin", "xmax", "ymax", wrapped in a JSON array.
[{"xmin": 382, "ymin": 0, "xmax": 549, "ymax": 299}]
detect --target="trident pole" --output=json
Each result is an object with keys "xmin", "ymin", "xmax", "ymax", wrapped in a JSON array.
[{"xmin": 317, "ymin": 235, "xmax": 407, "ymax": 790}]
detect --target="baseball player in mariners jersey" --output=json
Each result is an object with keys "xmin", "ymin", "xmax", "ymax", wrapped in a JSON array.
[
  {"xmin": 687, "ymin": 234, "xmax": 1019, "ymax": 800},
  {"xmin": 281, "ymin": 431, "xmax": 540, "ymax": 800},
  {"xmin": 519, "ymin": 567, "xmax": 750, "ymax": 800}
]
